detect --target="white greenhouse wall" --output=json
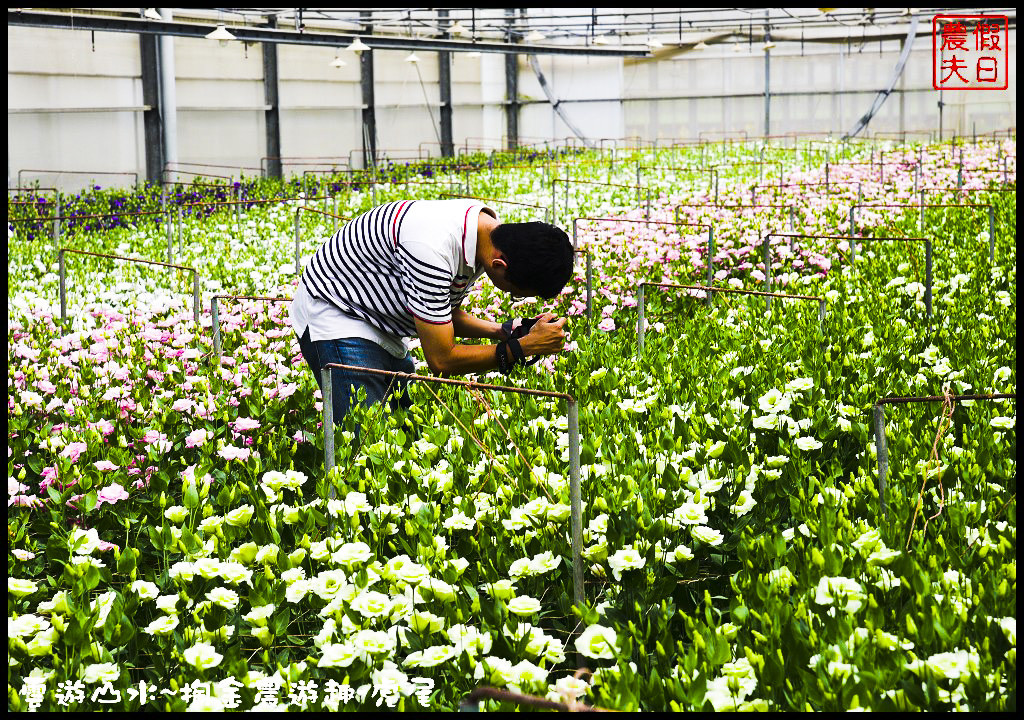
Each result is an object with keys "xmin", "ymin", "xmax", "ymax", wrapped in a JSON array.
[{"xmin": 7, "ymin": 19, "xmax": 1017, "ymax": 192}]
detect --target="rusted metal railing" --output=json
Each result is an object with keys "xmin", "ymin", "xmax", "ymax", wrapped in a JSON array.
[
  {"xmin": 58, "ymin": 247, "xmax": 199, "ymax": 326},
  {"xmin": 211, "ymin": 295, "xmax": 291, "ymax": 360},
  {"xmin": 873, "ymin": 393, "xmax": 1016, "ymax": 517},
  {"xmin": 850, "ymin": 201, "xmax": 995, "ymax": 261},
  {"xmin": 636, "ymin": 282, "xmax": 825, "ymax": 353},
  {"xmin": 321, "ymin": 363, "xmax": 584, "ymax": 611}
]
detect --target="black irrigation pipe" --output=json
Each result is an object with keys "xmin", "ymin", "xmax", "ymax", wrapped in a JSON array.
[{"xmin": 873, "ymin": 393, "xmax": 1016, "ymax": 517}]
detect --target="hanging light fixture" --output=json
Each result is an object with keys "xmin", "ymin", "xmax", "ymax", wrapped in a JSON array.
[
  {"xmin": 763, "ymin": 40, "xmax": 777, "ymax": 51},
  {"xmin": 449, "ymin": 20, "xmax": 469, "ymax": 37},
  {"xmin": 330, "ymin": 51, "xmax": 347, "ymax": 68},
  {"xmin": 524, "ymin": 29, "xmax": 545, "ymax": 43},
  {"xmin": 646, "ymin": 37, "xmax": 664, "ymax": 49},
  {"xmin": 404, "ymin": 51, "xmax": 421, "ymax": 64},
  {"xmin": 593, "ymin": 34, "xmax": 610, "ymax": 46},
  {"xmin": 205, "ymin": 24, "xmax": 236, "ymax": 46},
  {"xmin": 347, "ymin": 37, "xmax": 370, "ymax": 54},
  {"xmin": 143, "ymin": 8, "xmax": 162, "ymax": 21},
  {"xmin": 693, "ymin": 40, "xmax": 709, "ymax": 51}
]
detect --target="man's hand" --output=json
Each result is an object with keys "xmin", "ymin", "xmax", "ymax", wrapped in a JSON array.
[{"xmin": 518, "ymin": 313, "xmax": 567, "ymax": 357}]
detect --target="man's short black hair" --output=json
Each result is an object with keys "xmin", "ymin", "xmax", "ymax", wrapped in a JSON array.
[{"xmin": 490, "ymin": 221, "xmax": 574, "ymax": 299}]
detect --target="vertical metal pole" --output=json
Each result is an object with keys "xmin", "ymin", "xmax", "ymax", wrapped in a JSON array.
[
  {"xmin": 849, "ymin": 206, "xmax": 855, "ymax": 236},
  {"xmin": 874, "ymin": 404, "xmax": 889, "ymax": 518},
  {"xmin": 564, "ymin": 165, "xmax": 569, "ymax": 220},
  {"xmin": 987, "ymin": 205, "xmax": 995, "ymax": 262},
  {"xmin": 919, "ymin": 189, "xmax": 925, "ymax": 233},
  {"xmin": 924, "ymin": 239, "xmax": 932, "ymax": 317},
  {"xmin": 572, "ymin": 220, "xmax": 577, "ymax": 252},
  {"xmin": 764, "ymin": 238, "xmax": 772, "ymax": 314},
  {"xmin": 551, "ymin": 178, "xmax": 556, "ymax": 223},
  {"xmin": 714, "ymin": 173, "xmax": 719, "ymax": 204},
  {"xmin": 192, "ymin": 272, "xmax": 200, "ymax": 326},
  {"xmin": 294, "ymin": 209, "xmax": 301, "ymax": 275},
  {"xmin": 166, "ymin": 211, "xmax": 173, "ymax": 263},
  {"xmin": 646, "ymin": 189, "xmax": 651, "ymax": 220},
  {"xmin": 59, "ymin": 249, "xmax": 67, "ymax": 324},
  {"xmin": 706, "ymin": 227, "xmax": 714, "ymax": 308},
  {"xmin": 817, "ymin": 299, "xmax": 825, "ymax": 325},
  {"xmin": 636, "ymin": 284, "xmax": 645, "ymax": 353},
  {"xmin": 585, "ymin": 251, "xmax": 593, "ymax": 327},
  {"xmin": 333, "ymin": 194, "xmax": 338, "ymax": 234},
  {"xmin": 234, "ymin": 186, "xmax": 241, "ymax": 233},
  {"xmin": 212, "ymin": 297, "xmax": 222, "ymax": 360},
  {"xmin": 567, "ymin": 399, "xmax": 584, "ymax": 611},
  {"xmin": 788, "ymin": 206, "xmax": 795, "ymax": 232},
  {"xmin": 54, "ymin": 192, "xmax": 61, "ymax": 251},
  {"xmin": 322, "ymin": 368, "xmax": 335, "ymax": 494}
]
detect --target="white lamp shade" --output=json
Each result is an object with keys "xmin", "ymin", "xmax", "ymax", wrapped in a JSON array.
[
  {"xmin": 449, "ymin": 20, "xmax": 468, "ymax": 37},
  {"xmin": 143, "ymin": 8, "xmax": 162, "ymax": 21},
  {"xmin": 693, "ymin": 41, "xmax": 709, "ymax": 50},
  {"xmin": 205, "ymin": 24, "xmax": 236, "ymax": 42},
  {"xmin": 524, "ymin": 30, "xmax": 545, "ymax": 43},
  {"xmin": 331, "ymin": 56, "xmax": 347, "ymax": 68},
  {"xmin": 348, "ymin": 37, "xmax": 370, "ymax": 53},
  {"xmin": 404, "ymin": 51, "xmax": 421, "ymax": 64},
  {"xmin": 763, "ymin": 41, "xmax": 776, "ymax": 50},
  {"xmin": 593, "ymin": 35, "xmax": 610, "ymax": 45},
  {"xmin": 646, "ymin": 37, "xmax": 664, "ymax": 49}
]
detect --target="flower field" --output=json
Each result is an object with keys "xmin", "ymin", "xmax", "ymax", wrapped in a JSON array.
[{"xmin": 7, "ymin": 137, "xmax": 1016, "ymax": 711}]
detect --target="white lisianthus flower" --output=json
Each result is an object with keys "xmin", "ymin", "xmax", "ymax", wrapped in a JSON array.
[
  {"xmin": 753, "ymin": 414, "xmax": 780, "ymax": 431},
  {"xmin": 404, "ymin": 645, "xmax": 458, "ymax": 668},
  {"xmin": 795, "ymin": 436, "xmax": 823, "ymax": 451},
  {"xmin": 671, "ymin": 543, "xmax": 694, "ymax": 562},
  {"xmin": 692, "ymin": 526, "xmax": 724, "ymax": 546},
  {"xmin": 574, "ymin": 624, "xmax": 618, "ymax": 660},
  {"xmin": 131, "ymin": 580, "xmax": 160, "ymax": 600},
  {"xmin": 351, "ymin": 629, "xmax": 397, "ymax": 659},
  {"xmin": 333, "ymin": 541, "xmax": 372, "ymax": 567},
  {"xmin": 155, "ymin": 594, "xmax": 182, "ymax": 614},
  {"xmin": 318, "ymin": 642, "xmax": 359, "ymax": 668},
  {"xmin": 206, "ymin": 586, "xmax": 240, "ymax": 611},
  {"xmin": 758, "ymin": 389, "xmax": 791, "ymax": 414},
  {"xmin": 765, "ymin": 455, "xmax": 788, "ymax": 468},
  {"xmin": 990, "ymin": 416, "xmax": 1014, "ymax": 429},
  {"xmin": 225, "ymin": 505, "xmax": 254, "ymax": 527},
  {"xmin": 418, "ymin": 578, "xmax": 457, "ymax": 603},
  {"xmin": 81, "ymin": 662, "xmax": 121, "ymax": 684},
  {"xmin": 164, "ymin": 505, "xmax": 188, "ymax": 524},
  {"xmin": 482, "ymin": 579, "xmax": 516, "ymax": 600},
  {"xmin": 506, "ymin": 595, "xmax": 542, "ymax": 616},
  {"xmin": 243, "ymin": 604, "xmax": 276, "ymax": 626},
  {"xmin": 731, "ymin": 490, "xmax": 757, "ymax": 517},
  {"xmin": 814, "ymin": 576, "xmax": 866, "ymax": 614},
  {"xmin": 786, "ymin": 377, "xmax": 814, "ymax": 393},
  {"xmin": 443, "ymin": 511, "xmax": 476, "ymax": 531},
  {"xmin": 672, "ymin": 502, "xmax": 708, "ymax": 526},
  {"xmin": 919, "ymin": 649, "xmax": 980, "ymax": 681},
  {"xmin": 183, "ymin": 642, "xmax": 224, "ymax": 671},
  {"xmin": 144, "ymin": 615, "xmax": 180, "ymax": 636},
  {"xmin": 351, "ymin": 590, "xmax": 393, "ymax": 619},
  {"xmin": 607, "ymin": 546, "xmax": 646, "ymax": 581}
]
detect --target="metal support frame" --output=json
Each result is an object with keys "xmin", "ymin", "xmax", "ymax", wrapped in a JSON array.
[
  {"xmin": 438, "ymin": 9, "xmax": 454, "ymax": 158},
  {"xmin": 360, "ymin": 11, "xmax": 377, "ymax": 172},
  {"xmin": 636, "ymin": 282, "xmax": 825, "ymax": 355},
  {"xmin": 263, "ymin": 15, "xmax": 282, "ymax": 179},
  {"xmin": 320, "ymin": 363, "xmax": 585, "ymax": 610},
  {"xmin": 873, "ymin": 393, "xmax": 1016, "ymax": 518},
  {"xmin": 138, "ymin": 31, "xmax": 164, "ymax": 185},
  {"xmin": 211, "ymin": 295, "xmax": 290, "ymax": 360},
  {"xmin": 59, "ymin": 247, "xmax": 199, "ymax": 327}
]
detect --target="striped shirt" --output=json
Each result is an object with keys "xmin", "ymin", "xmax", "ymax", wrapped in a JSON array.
[{"xmin": 293, "ymin": 200, "xmax": 496, "ymax": 352}]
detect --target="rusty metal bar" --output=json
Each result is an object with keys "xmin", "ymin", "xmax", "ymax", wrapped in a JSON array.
[
  {"xmin": 876, "ymin": 393, "xmax": 1015, "ymax": 406},
  {"xmin": 460, "ymin": 686, "xmax": 609, "ymax": 712},
  {"xmin": 58, "ymin": 247, "xmax": 200, "ymax": 326},
  {"xmin": 321, "ymin": 361, "xmax": 581, "ymax": 610}
]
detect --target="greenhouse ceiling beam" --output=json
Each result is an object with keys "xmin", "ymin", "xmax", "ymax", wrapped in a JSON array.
[{"xmin": 6, "ymin": 10, "xmax": 649, "ymax": 56}]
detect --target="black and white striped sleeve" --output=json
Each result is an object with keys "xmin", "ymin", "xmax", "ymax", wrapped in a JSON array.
[{"xmin": 397, "ymin": 241, "xmax": 454, "ymax": 325}]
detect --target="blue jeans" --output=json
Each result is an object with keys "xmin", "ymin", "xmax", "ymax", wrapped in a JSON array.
[{"xmin": 296, "ymin": 328, "xmax": 416, "ymax": 427}]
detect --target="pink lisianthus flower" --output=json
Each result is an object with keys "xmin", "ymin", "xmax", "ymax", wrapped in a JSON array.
[
  {"xmin": 92, "ymin": 419, "xmax": 116, "ymax": 436},
  {"xmin": 94, "ymin": 460, "xmax": 119, "ymax": 472},
  {"xmin": 61, "ymin": 442, "xmax": 89, "ymax": 463},
  {"xmin": 218, "ymin": 446, "xmax": 251, "ymax": 462},
  {"xmin": 141, "ymin": 430, "xmax": 163, "ymax": 444},
  {"xmin": 185, "ymin": 429, "xmax": 211, "ymax": 448},
  {"xmin": 278, "ymin": 383, "xmax": 298, "ymax": 399},
  {"xmin": 598, "ymin": 317, "xmax": 616, "ymax": 333},
  {"xmin": 96, "ymin": 483, "xmax": 130, "ymax": 506},
  {"xmin": 171, "ymin": 399, "xmax": 193, "ymax": 413},
  {"xmin": 292, "ymin": 430, "xmax": 305, "ymax": 443}
]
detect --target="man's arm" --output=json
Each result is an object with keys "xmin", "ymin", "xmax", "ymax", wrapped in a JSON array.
[
  {"xmin": 451, "ymin": 307, "xmax": 505, "ymax": 341},
  {"xmin": 414, "ymin": 313, "xmax": 566, "ymax": 376}
]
